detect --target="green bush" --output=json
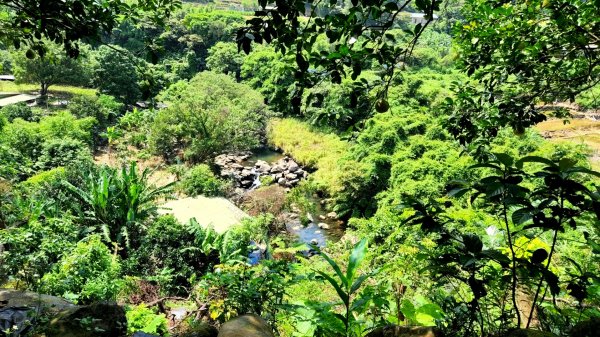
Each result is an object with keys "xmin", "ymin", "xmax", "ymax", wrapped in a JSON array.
[
  {"xmin": 126, "ymin": 304, "xmax": 169, "ymax": 336},
  {"xmin": 40, "ymin": 235, "xmax": 122, "ymax": 304},
  {"xmin": 0, "ymin": 216, "xmax": 80, "ymax": 288},
  {"xmin": 181, "ymin": 164, "xmax": 227, "ymax": 196},
  {"xmin": 194, "ymin": 259, "xmax": 293, "ymax": 323},
  {"xmin": 0, "ymin": 103, "xmax": 35, "ymax": 122},
  {"xmin": 124, "ymin": 215, "xmax": 223, "ymax": 294},
  {"xmin": 69, "ymin": 94, "xmax": 124, "ymax": 146},
  {"xmin": 38, "ymin": 111, "xmax": 96, "ymax": 146},
  {"xmin": 149, "ymin": 72, "xmax": 269, "ymax": 162},
  {"xmin": 35, "ymin": 138, "xmax": 91, "ymax": 171},
  {"xmin": 21, "ymin": 167, "xmax": 67, "ymax": 191}
]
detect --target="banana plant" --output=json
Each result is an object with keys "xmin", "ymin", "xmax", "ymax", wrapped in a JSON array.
[{"xmin": 63, "ymin": 162, "xmax": 174, "ymax": 256}]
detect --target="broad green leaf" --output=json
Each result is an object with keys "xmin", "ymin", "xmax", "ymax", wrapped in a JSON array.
[
  {"xmin": 316, "ymin": 270, "xmax": 349, "ymax": 307},
  {"xmin": 346, "ymin": 238, "xmax": 368, "ymax": 285},
  {"xmin": 319, "ymin": 249, "xmax": 348, "ymax": 288}
]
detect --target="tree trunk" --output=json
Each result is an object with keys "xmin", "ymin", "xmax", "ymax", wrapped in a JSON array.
[{"xmin": 39, "ymin": 82, "xmax": 49, "ymax": 102}]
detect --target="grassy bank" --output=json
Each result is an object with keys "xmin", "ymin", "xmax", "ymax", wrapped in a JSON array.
[
  {"xmin": 0, "ymin": 82, "xmax": 96, "ymax": 97},
  {"xmin": 267, "ymin": 118, "xmax": 349, "ymax": 195}
]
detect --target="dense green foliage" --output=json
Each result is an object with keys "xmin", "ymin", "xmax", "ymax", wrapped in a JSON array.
[
  {"xmin": 149, "ymin": 71, "xmax": 269, "ymax": 162},
  {"xmin": 40, "ymin": 235, "xmax": 122, "ymax": 304},
  {"xmin": 181, "ymin": 164, "xmax": 229, "ymax": 196},
  {"xmin": 0, "ymin": 111, "xmax": 94, "ymax": 180},
  {"xmin": 1, "ymin": 1, "xmax": 599, "ymax": 337}
]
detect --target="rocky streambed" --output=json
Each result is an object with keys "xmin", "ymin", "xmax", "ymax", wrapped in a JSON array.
[
  {"xmin": 215, "ymin": 149, "xmax": 344, "ymax": 246},
  {"xmin": 215, "ymin": 151, "xmax": 308, "ymax": 189}
]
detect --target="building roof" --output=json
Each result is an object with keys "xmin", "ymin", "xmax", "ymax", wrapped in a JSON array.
[
  {"xmin": 0, "ymin": 93, "xmax": 39, "ymax": 107},
  {"xmin": 409, "ymin": 12, "xmax": 439, "ymax": 19}
]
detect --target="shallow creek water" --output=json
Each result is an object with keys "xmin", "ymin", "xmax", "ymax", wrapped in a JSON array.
[{"xmin": 242, "ymin": 149, "xmax": 345, "ymax": 247}]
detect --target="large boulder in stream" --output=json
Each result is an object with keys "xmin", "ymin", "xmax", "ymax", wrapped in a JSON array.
[{"xmin": 217, "ymin": 314, "xmax": 274, "ymax": 337}]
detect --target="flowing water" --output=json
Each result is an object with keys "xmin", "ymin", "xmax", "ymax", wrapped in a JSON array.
[{"xmin": 243, "ymin": 148, "xmax": 345, "ymax": 247}]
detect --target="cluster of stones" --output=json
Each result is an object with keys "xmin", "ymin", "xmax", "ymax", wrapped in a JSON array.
[{"xmin": 215, "ymin": 152, "xmax": 308, "ymax": 189}]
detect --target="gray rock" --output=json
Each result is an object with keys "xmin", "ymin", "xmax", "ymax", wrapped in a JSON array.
[
  {"xmin": 241, "ymin": 169, "xmax": 254, "ymax": 179},
  {"xmin": 318, "ymin": 223, "xmax": 330, "ymax": 230},
  {"xmin": 288, "ymin": 179, "xmax": 300, "ymax": 186},
  {"xmin": 217, "ymin": 314, "xmax": 274, "ymax": 337},
  {"xmin": 326, "ymin": 211, "xmax": 338, "ymax": 219},
  {"xmin": 270, "ymin": 165, "xmax": 283, "ymax": 174},
  {"xmin": 255, "ymin": 160, "xmax": 271, "ymax": 173},
  {"xmin": 285, "ymin": 173, "xmax": 298, "ymax": 180},
  {"xmin": 288, "ymin": 161, "xmax": 300, "ymax": 172},
  {"xmin": 277, "ymin": 178, "xmax": 286, "ymax": 185}
]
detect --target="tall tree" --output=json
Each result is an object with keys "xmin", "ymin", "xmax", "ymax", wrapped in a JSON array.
[
  {"xmin": 12, "ymin": 43, "xmax": 91, "ymax": 98},
  {"xmin": 92, "ymin": 46, "xmax": 142, "ymax": 105}
]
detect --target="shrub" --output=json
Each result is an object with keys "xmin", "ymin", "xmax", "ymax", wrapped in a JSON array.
[
  {"xmin": 0, "ymin": 216, "xmax": 80, "ymax": 288},
  {"xmin": 38, "ymin": 111, "xmax": 96, "ymax": 146},
  {"xmin": 69, "ymin": 94, "xmax": 124, "ymax": 146},
  {"xmin": 149, "ymin": 72, "xmax": 269, "ymax": 162},
  {"xmin": 194, "ymin": 259, "xmax": 293, "ymax": 323},
  {"xmin": 35, "ymin": 138, "xmax": 91, "ymax": 171},
  {"xmin": 181, "ymin": 164, "xmax": 228, "ymax": 196},
  {"xmin": 126, "ymin": 304, "xmax": 169, "ymax": 336},
  {"xmin": 124, "ymin": 215, "xmax": 224, "ymax": 294},
  {"xmin": 40, "ymin": 235, "xmax": 122, "ymax": 304},
  {"xmin": 0, "ymin": 103, "xmax": 35, "ymax": 122},
  {"xmin": 21, "ymin": 167, "xmax": 67, "ymax": 191}
]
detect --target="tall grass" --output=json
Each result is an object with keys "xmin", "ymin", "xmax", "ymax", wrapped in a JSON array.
[{"xmin": 267, "ymin": 118, "xmax": 349, "ymax": 194}]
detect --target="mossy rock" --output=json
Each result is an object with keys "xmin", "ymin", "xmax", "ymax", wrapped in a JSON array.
[
  {"xmin": 42, "ymin": 302, "xmax": 127, "ymax": 337},
  {"xmin": 177, "ymin": 320, "xmax": 218, "ymax": 337},
  {"xmin": 217, "ymin": 314, "xmax": 274, "ymax": 337},
  {"xmin": 570, "ymin": 317, "xmax": 600, "ymax": 337}
]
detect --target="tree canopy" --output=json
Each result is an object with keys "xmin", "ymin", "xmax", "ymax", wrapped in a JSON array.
[
  {"xmin": 446, "ymin": 0, "xmax": 600, "ymax": 148},
  {"xmin": 0, "ymin": 0, "xmax": 181, "ymax": 57}
]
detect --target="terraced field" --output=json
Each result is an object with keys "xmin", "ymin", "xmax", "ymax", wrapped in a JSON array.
[{"xmin": 536, "ymin": 117, "xmax": 600, "ymax": 169}]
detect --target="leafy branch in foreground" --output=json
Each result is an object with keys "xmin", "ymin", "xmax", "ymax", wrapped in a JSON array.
[
  {"xmin": 447, "ymin": 0, "xmax": 600, "ymax": 145},
  {"xmin": 237, "ymin": 0, "xmax": 441, "ymax": 113},
  {"xmin": 405, "ymin": 153, "xmax": 600, "ymax": 335},
  {"xmin": 0, "ymin": 0, "xmax": 181, "ymax": 57}
]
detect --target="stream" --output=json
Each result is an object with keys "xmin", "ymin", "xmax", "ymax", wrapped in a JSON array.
[{"xmin": 241, "ymin": 148, "xmax": 345, "ymax": 247}]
